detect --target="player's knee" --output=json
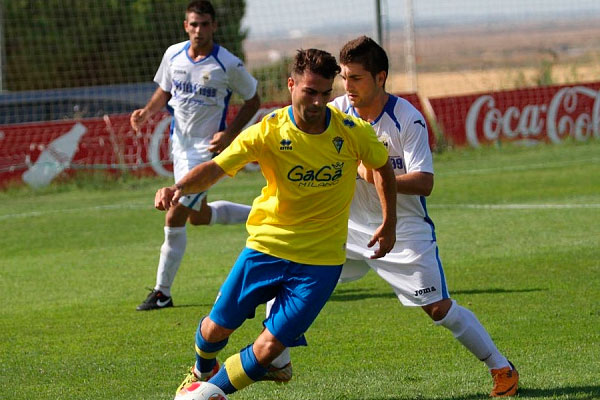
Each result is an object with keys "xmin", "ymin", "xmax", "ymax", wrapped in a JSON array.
[
  {"xmin": 253, "ymin": 330, "xmax": 285, "ymax": 365},
  {"xmin": 188, "ymin": 208, "xmax": 211, "ymax": 225},
  {"xmin": 201, "ymin": 317, "xmax": 234, "ymax": 342},
  {"xmin": 423, "ymin": 298, "xmax": 453, "ymax": 321},
  {"xmin": 165, "ymin": 203, "xmax": 191, "ymax": 226}
]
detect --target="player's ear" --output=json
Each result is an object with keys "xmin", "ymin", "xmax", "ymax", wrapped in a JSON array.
[
  {"xmin": 376, "ymin": 71, "xmax": 387, "ymax": 88},
  {"xmin": 287, "ymin": 77, "xmax": 294, "ymax": 93}
]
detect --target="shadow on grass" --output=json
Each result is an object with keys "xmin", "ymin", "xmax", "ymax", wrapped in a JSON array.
[
  {"xmin": 171, "ymin": 303, "xmax": 215, "ymax": 309},
  {"xmin": 518, "ymin": 385, "xmax": 600, "ymax": 399},
  {"xmin": 329, "ymin": 287, "xmax": 545, "ymax": 302},
  {"xmin": 356, "ymin": 384, "xmax": 600, "ymax": 399},
  {"xmin": 452, "ymin": 287, "xmax": 546, "ymax": 295},
  {"xmin": 329, "ymin": 287, "xmax": 396, "ymax": 302}
]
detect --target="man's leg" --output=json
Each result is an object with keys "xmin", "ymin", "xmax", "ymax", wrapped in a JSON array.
[
  {"xmin": 137, "ymin": 202, "xmax": 192, "ymax": 311},
  {"xmin": 178, "ymin": 248, "xmax": 281, "ymax": 395},
  {"xmin": 208, "ymin": 328, "xmax": 281, "ymax": 394},
  {"xmin": 207, "ymin": 200, "xmax": 251, "ymax": 225},
  {"xmin": 365, "ymin": 238, "xmax": 518, "ymax": 397},
  {"xmin": 267, "ymin": 255, "xmax": 370, "ymax": 376},
  {"xmin": 175, "ymin": 316, "xmax": 235, "ymax": 395},
  {"xmin": 428, "ymin": 299, "xmax": 518, "ymax": 397},
  {"xmin": 263, "ymin": 299, "xmax": 293, "ymax": 382}
]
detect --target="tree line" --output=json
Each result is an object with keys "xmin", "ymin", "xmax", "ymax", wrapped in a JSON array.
[{"xmin": 2, "ymin": 0, "xmax": 247, "ymax": 91}]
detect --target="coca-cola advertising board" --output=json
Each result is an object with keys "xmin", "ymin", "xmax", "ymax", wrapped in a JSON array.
[{"xmin": 429, "ymin": 82, "xmax": 600, "ymax": 147}]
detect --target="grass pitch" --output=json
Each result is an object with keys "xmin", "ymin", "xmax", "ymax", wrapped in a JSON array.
[{"xmin": 1, "ymin": 141, "xmax": 599, "ymax": 399}]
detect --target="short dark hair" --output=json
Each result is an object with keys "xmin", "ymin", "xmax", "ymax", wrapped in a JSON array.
[
  {"xmin": 186, "ymin": 0, "xmax": 216, "ymax": 21},
  {"xmin": 339, "ymin": 36, "xmax": 388, "ymax": 82},
  {"xmin": 291, "ymin": 49, "xmax": 341, "ymax": 80}
]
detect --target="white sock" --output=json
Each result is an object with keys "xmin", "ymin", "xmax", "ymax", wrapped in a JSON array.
[
  {"xmin": 154, "ymin": 226, "xmax": 187, "ymax": 297},
  {"xmin": 435, "ymin": 300, "xmax": 509, "ymax": 370},
  {"xmin": 265, "ymin": 298, "xmax": 291, "ymax": 368},
  {"xmin": 208, "ymin": 201, "xmax": 251, "ymax": 225}
]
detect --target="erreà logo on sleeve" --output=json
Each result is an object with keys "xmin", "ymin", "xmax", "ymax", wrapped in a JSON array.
[{"xmin": 279, "ymin": 139, "xmax": 292, "ymax": 151}]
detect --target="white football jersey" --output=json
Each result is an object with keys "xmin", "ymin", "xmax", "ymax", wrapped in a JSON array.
[
  {"xmin": 330, "ymin": 94, "xmax": 436, "ymax": 242},
  {"xmin": 154, "ymin": 41, "xmax": 257, "ymax": 159}
]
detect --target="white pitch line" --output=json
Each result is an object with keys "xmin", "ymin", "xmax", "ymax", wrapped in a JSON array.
[
  {"xmin": 2, "ymin": 202, "xmax": 599, "ymax": 221},
  {"xmin": 429, "ymin": 203, "xmax": 600, "ymax": 210},
  {"xmin": 0, "ymin": 203, "xmax": 152, "ymax": 221},
  {"xmin": 436, "ymin": 156, "xmax": 600, "ymax": 176}
]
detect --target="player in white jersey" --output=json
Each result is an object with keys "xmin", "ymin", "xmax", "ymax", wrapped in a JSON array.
[
  {"xmin": 271, "ymin": 36, "xmax": 520, "ymax": 397},
  {"xmin": 130, "ymin": 1, "xmax": 260, "ymax": 311}
]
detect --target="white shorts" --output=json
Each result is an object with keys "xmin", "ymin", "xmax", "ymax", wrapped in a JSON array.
[
  {"xmin": 173, "ymin": 155, "xmax": 211, "ymax": 211},
  {"xmin": 342, "ymin": 228, "xmax": 450, "ymax": 306}
]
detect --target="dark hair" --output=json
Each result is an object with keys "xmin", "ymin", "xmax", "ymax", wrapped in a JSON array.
[
  {"xmin": 339, "ymin": 36, "xmax": 388, "ymax": 82},
  {"xmin": 186, "ymin": 0, "xmax": 216, "ymax": 21},
  {"xmin": 291, "ymin": 49, "xmax": 341, "ymax": 80}
]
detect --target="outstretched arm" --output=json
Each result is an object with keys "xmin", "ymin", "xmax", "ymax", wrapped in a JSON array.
[
  {"xmin": 368, "ymin": 159, "xmax": 397, "ymax": 259},
  {"xmin": 209, "ymin": 93, "xmax": 261, "ymax": 153},
  {"xmin": 155, "ymin": 160, "xmax": 226, "ymax": 211}
]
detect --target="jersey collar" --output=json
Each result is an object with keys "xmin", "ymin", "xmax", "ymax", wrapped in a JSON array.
[
  {"xmin": 184, "ymin": 42, "xmax": 219, "ymax": 64},
  {"xmin": 349, "ymin": 94, "xmax": 397, "ymax": 125},
  {"xmin": 287, "ymin": 106, "xmax": 331, "ymax": 133}
]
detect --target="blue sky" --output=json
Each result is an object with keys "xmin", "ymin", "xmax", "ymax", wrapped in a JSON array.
[{"xmin": 243, "ymin": 0, "xmax": 600, "ymax": 39}]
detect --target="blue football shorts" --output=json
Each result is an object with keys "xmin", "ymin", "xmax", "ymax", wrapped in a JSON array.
[{"xmin": 209, "ymin": 247, "xmax": 342, "ymax": 347}]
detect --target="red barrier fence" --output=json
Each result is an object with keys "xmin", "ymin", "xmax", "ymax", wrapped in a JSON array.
[
  {"xmin": 429, "ymin": 82, "xmax": 600, "ymax": 147},
  {"xmin": 1, "ymin": 84, "xmax": 597, "ymax": 188}
]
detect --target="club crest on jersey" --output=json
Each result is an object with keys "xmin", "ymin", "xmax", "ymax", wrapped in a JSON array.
[
  {"xmin": 202, "ymin": 72, "xmax": 211, "ymax": 82},
  {"xmin": 332, "ymin": 136, "xmax": 344, "ymax": 153},
  {"xmin": 279, "ymin": 139, "xmax": 293, "ymax": 151},
  {"xmin": 378, "ymin": 132, "xmax": 390, "ymax": 149}
]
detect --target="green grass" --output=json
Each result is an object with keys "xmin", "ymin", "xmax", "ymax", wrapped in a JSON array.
[{"xmin": 1, "ymin": 141, "xmax": 599, "ymax": 399}]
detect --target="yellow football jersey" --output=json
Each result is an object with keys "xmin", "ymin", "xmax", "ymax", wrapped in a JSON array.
[{"xmin": 214, "ymin": 105, "xmax": 388, "ymax": 265}]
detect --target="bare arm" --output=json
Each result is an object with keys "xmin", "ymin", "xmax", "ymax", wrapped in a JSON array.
[
  {"xmin": 395, "ymin": 171, "xmax": 433, "ymax": 196},
  {"xmin": 209, "ymin": 92, "xmax": 261, "ymax": 153},
  {"xmin": 358, "ymin": 163, "xmax": 433, "ymax": 196},
  {"xmin": 368, "ymin": 159, "xmax": 397, "ymax": 259},
  {"xmin": 154, "ymin": 160, "xmax": 226, "ymax": 211},
  {"xmin": 130, "ymin": 87, "xmax": 171, "ymax": 131}
]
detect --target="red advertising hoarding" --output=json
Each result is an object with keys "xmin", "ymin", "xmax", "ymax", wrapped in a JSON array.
[
  {"xmin": 0, "ymin": 95, "xmax": 426, "ymax": 188},
  {"xmin": 0, "ymin": 104, "xmax": 282, "ymax": 188},
  {"xmin": 429, "ymin": 82, "xmax": 600, "ymax": 147}
]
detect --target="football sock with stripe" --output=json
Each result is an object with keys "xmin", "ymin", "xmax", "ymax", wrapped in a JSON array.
[
  {"xmin": 209, "ymin": 344, "xmax": 267, "ymax": 395},
  {"xmin": 155, "ymin": 226, "xmax": 187, "ymax": 297},
  {"xmin": 435, "ymin": 299, "xmax": 509, "ymax": 370},
  {"xmin": 195, "ymin": 319, "xmax": 228, "ymax": 375}
]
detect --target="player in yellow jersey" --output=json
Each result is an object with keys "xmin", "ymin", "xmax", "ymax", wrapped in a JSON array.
[{"xmin": 155, "ymin": 48, "xmax": 397, "ymax": 397}]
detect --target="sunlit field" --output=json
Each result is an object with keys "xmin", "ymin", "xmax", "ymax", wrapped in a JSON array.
[{"xmin": 1, "ymin": 141, "xmax": 598, "ymax": 399}]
